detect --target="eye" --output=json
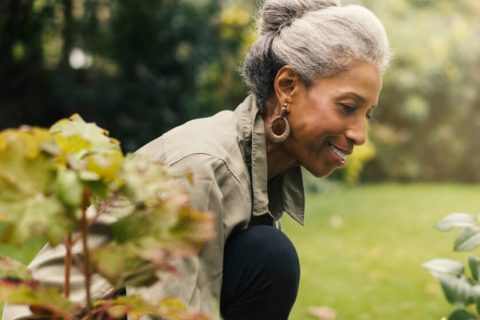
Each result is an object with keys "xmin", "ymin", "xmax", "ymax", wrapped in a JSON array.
[{"xmin": 340, "ymin": 103, "xmax": 357, "ymax": 114}]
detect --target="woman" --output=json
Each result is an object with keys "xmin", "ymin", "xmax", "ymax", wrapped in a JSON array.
[
  {"xmin": 3, "ymin": 0, "xmax": 390, "ymax": 319},
  {"xmin": 136, "ymin": 0, "xmax": 389, "ymax": 318}
]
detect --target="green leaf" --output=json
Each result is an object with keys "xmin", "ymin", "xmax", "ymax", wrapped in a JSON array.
[
  {"xmin": 0, "ymin": 130, "xmax": 56, "ymax": 203},
  {"xmin": 448, "ymin": 309, "xmax": 477, "ymax": 320},
  {"xmin": 111, "ymin": 208, "xmax": 169, "ymax": 244},
  {"xmin": 0, "ymin": 194, "xmax": 72, "ymax": 246},
  {"xmin": 50, "ymin": 114, "xmax": 124, "ymax": 184},
  {"xmin": 0, "ymin": 279, "xmax": 81, "ymax": 318},
  {"xmin": 169, "ymin": 205, "xmax": 216, "ymax": 251},
  {"xmin": 437, "ymin": 213, "xmax": 477, "ymax": 231},
  {"xmin": 455, "ymin": 227, "xmax": 480, "ymax": 252},
  {"xmin": 423, "ymin": 259, "xmax": 465, "ymax": 277},
  {"xmin": 433, "ymin": 273, "xmax": 480, "ymax": 305},
  {"xmin": 0, "ymin": 128, "xmax": 73, "ymax": 245},
  {"xmin": 468, "ymin": 256, "xmax": 480, "ymax": 282},
  {"xmin": 95, "ymin": 295, "xmax": 157, "ymax": 320},
  {"xmin": 91, "ymin": 243, "xmax": 158, "ymax": 288},
  {"xmin": 0, "ymin": 257, "xmax": 31, "ymax": 281},
  {"xmin": 157, "ymin": 297, "xmax": 210, "ymax": 320},
  {"xmin": 50, "ymin": 114, "xmax": 120, "ymax": 153},
  {"xmin": 55, "ymin": 168, "xmax": 83, "ymax": 208},
  {"xmin": 120, "ymin": 154, "xmax": 187, "ymax": 206}
]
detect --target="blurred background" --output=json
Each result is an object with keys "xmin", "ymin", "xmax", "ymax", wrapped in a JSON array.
[
  {"xmin": 3, "ymin": 0, "xmax": 480, "ymax": 319},
  {"xmin": 3, "ymin": 0, "xmax": 480, "ymax": 183}
]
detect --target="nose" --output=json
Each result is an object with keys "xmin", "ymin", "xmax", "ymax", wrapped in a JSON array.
[{"xmin": 346, "ymin": 117, "xmax": 367, "ymax": 146}]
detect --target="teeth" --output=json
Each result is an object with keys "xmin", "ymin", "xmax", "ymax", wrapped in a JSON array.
[{"xmin": 330, "ymin": 144, "xmax": 347, "ymax": 161}]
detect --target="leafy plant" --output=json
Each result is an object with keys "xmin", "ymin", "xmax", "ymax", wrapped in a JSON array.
[
  {"xmin": 423, "ymin": 213, "xmax": 480, "ymax": 320},
  {"xmin": 0, "ymin": 115, "xmax": 214, "ymax": 319}
]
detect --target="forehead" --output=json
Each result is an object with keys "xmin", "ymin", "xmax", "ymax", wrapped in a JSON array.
[{"xmin": 311, "ymin": 61, "xmax": 383, "ymax": 106}]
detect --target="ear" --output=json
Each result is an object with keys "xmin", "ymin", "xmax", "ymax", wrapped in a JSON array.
[{"xmin": 273, "ymin": 65, "xmax": 302, "ymax": 105}]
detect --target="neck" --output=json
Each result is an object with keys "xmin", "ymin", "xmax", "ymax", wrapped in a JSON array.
[{"xmin": 266, "ymin": 138, "xmax": 297, "ymax": 179}]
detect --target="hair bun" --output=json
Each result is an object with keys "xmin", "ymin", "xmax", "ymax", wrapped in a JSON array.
[{"xmin": 259, "ymin": 0, "xmax": 340, "ymax": 35}]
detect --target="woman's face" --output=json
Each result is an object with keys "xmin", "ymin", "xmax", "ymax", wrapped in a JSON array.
[{"xmin": 284, "ymin": 61, "xmax": 383, "ymax": 177}]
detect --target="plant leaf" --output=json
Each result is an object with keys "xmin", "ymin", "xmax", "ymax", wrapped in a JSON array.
[
  {"xmin": 55, "ymin": 168, "xmax": 83, "ymax": 208},
  {"xmin": 50, "ymin": 114, "xmax": 120, "ymax": 153},
  {"xmin": 423, "ymin": 259, "xmax": 465, "ymax": 277},
  {"xmin": 448, "ymin": 309, "xmax": 477, "ymax": 320},
  {"xmin": 468, "ymin": 256, "xmax": 480, "ymax": 282},
  {"xmin": 0, "ymin": 194, "xmax": 72, "ymax": 246},
  {"xmin": 0, "ymin": 130, "xmax": 56, "ymax": 203},
  {"xmin": 50, "ymin": 114, "xmax": 124, "ymax": 185},
  {"xmin": 454, "ymin": 227, "xmax": 480, "ymax": 252},
  {"xmin": 0, "ymin": 257, "xmax": 31, "ymax": 281},
  {"xmin": 432, "ymin": 273, "xmax": 480, "ymax": 305},
  {"xmin": 436, "ymin": 213, "xmax": 477, "ymax": 231},
  {"xmin": 120, "ymin": 154, "xmax": 188, "ymax": 206},
  {"xmin": 91, "ymin": 243, "xmax": 159, "ymax": 288},
  {"xmin": 0, "ymin": 279, "xmax": 80, "ymax": 318},
  {"xmin": 0, "ymin": 128, "xmax": 74, "ymax": 245}
]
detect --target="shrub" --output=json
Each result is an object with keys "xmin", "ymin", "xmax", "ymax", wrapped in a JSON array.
[{"xmin": 0, "ymin": 115, "xmax": 214, "ymax": 319}]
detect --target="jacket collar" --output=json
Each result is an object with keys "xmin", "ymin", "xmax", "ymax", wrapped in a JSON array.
[{"xmin": 235, "ymin": 95, "xmax": 305, "ymax": 225}]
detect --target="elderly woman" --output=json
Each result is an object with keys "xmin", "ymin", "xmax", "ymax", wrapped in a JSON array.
[{"xmin": 3, "ymin": 0, "xmax": 390, "ymax": 319}]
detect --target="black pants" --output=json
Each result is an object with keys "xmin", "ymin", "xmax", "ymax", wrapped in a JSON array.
[{"xmin": 220, "ymin": 225, "xmax": 300, "ymax": 320}]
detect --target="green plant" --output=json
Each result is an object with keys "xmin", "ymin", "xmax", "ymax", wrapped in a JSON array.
[
  {"xmin": 424, "ymin": 213, "xmax": 480, "ymax": 320},
  {"xmin": 0, "ymin": 115, "xmax": 214, "ymax": 320}
]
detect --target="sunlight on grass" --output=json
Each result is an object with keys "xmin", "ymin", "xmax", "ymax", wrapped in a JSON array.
[{"xmin": 283, "ymin": 183, "xmax": 480, "ymax": 320}]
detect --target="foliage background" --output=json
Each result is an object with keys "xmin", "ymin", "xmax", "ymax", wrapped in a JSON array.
[{"xmin": 3, "ymin": 0, "xmax": 480, "ymax": 182}]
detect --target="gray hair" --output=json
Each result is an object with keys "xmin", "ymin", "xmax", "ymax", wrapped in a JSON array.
[{"xmin": 240, "ymin": 0, "xmax": 391, "ymax": 111}]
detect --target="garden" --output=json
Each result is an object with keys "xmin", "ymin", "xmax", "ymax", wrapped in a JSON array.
[{"xmin": 3, "ymin": 0, "xmax": 480, "ymax": 319}]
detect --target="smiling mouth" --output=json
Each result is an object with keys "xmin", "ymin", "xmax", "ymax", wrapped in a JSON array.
[{"xmin": 328, "ymin": 142, "xmax": 351, "ymax": 164}]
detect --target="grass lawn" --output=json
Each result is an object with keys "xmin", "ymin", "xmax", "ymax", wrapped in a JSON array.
[
  {"xmin": 283, "ymin": 183, "xmax": 480, "ymax": 320},
  {"xmin": 2, "ymin": 183, "xmax": 480, "ymax": 319}
]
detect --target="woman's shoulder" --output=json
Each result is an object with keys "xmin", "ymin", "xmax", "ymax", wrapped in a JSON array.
[{"xmin": 137, "ymin": 109, "xmax": 244, "ymax": 170}]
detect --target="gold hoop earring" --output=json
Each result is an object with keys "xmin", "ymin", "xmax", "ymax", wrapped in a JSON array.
[{"xmin": 267, "ymin": 103, "xmax": 290, "ymax": 144}]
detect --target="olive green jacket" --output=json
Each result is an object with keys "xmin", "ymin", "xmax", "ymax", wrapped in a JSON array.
[{"xmin": 2, "ymin": 95, "xmax": 305, "ymax": 319}]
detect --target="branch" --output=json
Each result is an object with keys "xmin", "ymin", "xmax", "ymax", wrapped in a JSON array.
[
  {"xmin": 64, "ymin": 233, "xmax": 72, "ymax": 298},
  {"xmin": 81, "ymin": 189, "xmax": 92, "ymax": 313},
  {"xmin": 71, "ymin": 195, "xmax": 123, "ymax": 246}
]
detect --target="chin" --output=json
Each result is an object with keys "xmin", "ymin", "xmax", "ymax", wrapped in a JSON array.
[{"xmin": 306, "ymin": 166, "xmax": 336, "ymax": 178}]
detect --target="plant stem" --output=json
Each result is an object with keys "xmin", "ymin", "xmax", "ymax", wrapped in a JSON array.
[
  {"xmin": 71, "ymin": 195, "xmax": 120, "ymax": 245},
  {"xmin": 64, "ymin": 233, "xmax": 72, "ymax": 298},
  {"xmin": 81, "ymin": 189, "xmax": 92, "ymax": 314}
]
